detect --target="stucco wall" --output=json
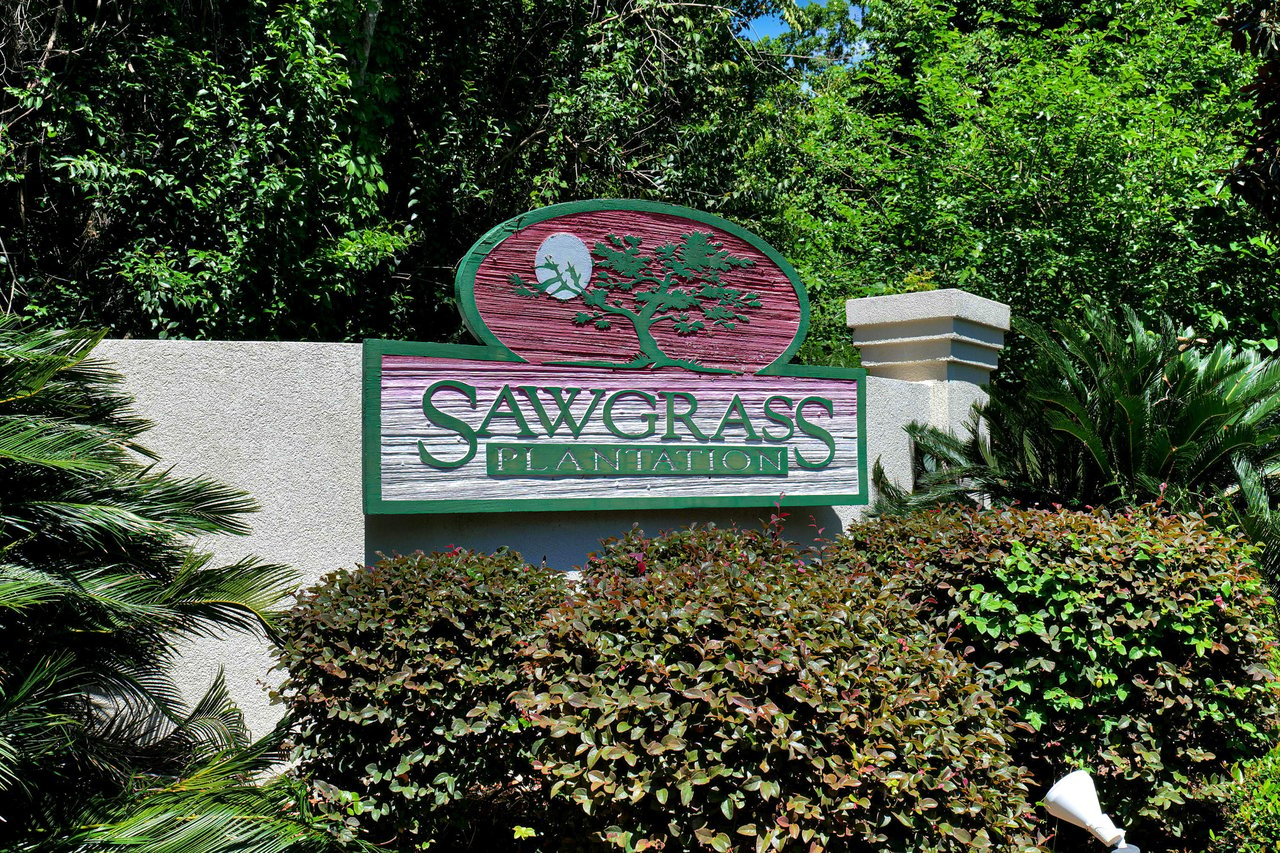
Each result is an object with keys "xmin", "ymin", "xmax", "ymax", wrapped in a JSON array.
[{"xmin": 97, "ymin": 338, "xmax": 955, "ymax": 736}]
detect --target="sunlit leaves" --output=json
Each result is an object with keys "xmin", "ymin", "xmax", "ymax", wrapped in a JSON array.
[
  {"xmin": 833, "ymin": 505, "xmax": 1280, "ymax": 851},
  {"xmin": 735, "ymin": 0, "xmax": 1276, "ymax": 369}
]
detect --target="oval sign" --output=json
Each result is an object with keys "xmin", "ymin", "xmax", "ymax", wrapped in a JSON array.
[{"xmin": 456, "ymin": 200, "xmax": 810, "ymax": 375}]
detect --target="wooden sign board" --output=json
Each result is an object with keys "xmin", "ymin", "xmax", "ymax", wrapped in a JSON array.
[{"xmin": 363, "ymin": 200, "xmax": 867, "ymax": 514}]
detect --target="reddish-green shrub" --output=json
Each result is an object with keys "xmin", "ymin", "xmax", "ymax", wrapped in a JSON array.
[
  {"xmin": 274, "ymin": 549, "xmax": 569, "ymax": 849},
  {"xmin": 829, "ymin": 505, "xmax": 1280, "ymax": 852},
  {"xmin": 584, "ymin": 519, "xmax": 806, "ymax": 580},
  {"xmin": 516, "ymin": 525, "xmax": 1043, "ymax": 852}
]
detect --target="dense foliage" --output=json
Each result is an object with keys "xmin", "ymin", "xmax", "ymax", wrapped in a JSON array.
[
  {"xmin": 4, "ymin": 0, "xmax": 1277, "ymax": 371},
  {"xmin": 878, "ymin": 305, "xmax": 1280, "ymax": 582},
  {"xmin": 1218, "ymin": 0, "xmax": 1280, "ymax": 228},
  {"xmin": 737, "ymin": 0, "xmax": 1277, "ymax": 368},
  {"xmin": 0, "ymin": 317, "xmax": 340, "ymax": 851},
  {"xmin": 583, "ymin": 518, "xmax": 806, "ymax": 579},
  {"xmin": 0, "ymin": 0, "xmax": 782, "ymax": 342},
  {"xmin": 521, "ymin": 525, "xmax": 1040, "ymax": 852},
  {"xmin": 277, "ymin": 529, "xmax": 1043, "ymax": 852},
  {"xmin": 830, "ymin": 505, "xmax": 1280, "ymax": 852},
  {"xmin": 1216, "ymin": 742, "xmax": 1280, "ymax": 849},
  {"xmin": 275, "ymin": 549, "xmax": 570, "ymax": 850}
]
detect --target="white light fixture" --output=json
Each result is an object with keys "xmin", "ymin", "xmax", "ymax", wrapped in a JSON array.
[{"xmin": 1043, "ymin": 770, "xmax": 1140, "ymax": 852}]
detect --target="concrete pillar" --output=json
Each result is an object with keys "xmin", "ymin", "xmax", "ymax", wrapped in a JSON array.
[{"xmin": 845, "ymin": 288, "xmax": 1010, "ymax": 430}]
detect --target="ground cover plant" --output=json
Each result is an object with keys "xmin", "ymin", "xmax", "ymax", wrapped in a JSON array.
[
  {"xmin": 829, "ymin": 505, "xmax": 1280, "ymax": 852},
  {"xmin": 274, "ymin": 515, "xmax": 1280, "ymax": 851},
  {"xmin": 582, "ymin": 519, "xmax": 806, "ymax": 579}
]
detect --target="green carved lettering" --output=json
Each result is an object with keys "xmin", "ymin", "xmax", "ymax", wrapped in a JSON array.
[
  {"xmin": 604, "ymin": 389, "xmax": 658, "ymax": 439},
  {"xmin": 591, "ymin": 447, "xmax": 621, "ymax": 472},
  {"xmin": 419, "ymin": 380, "xmax": 478, "ymax": 469},
  {"xmin": 661, "ymin": 391, "xmax": 710, "ymax": 441},
  {"xmin": 477, "ymin": 384, "xmax": 537, "ymax": 437},
  {"xmin": 762, "ymin": 395, "xmax": 796, "ymax": 442},
  {"xmin": 793, "ymin": 396, "xmax": 836, "ymax": 469},
  {"xmin": 485, "ymin": 442, "xmax": 786, "ymax": 477},
  {"xmin": 518, "ymin": 386, "xmax": 605, "ymax": 437},
  {"xmin": 711, "ymin": 394, "xmax": 759, "ymax": 442}
]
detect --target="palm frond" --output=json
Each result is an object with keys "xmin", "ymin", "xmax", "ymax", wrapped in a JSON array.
[
  {"xmin": 0, "ymin": 563, "xmax": 67, "ymax": 611},
  {"xmin": 0, "ymin": 653, "xmax": 88, "ymax": 794},
  {"xmin": 0, "ymin": 322, "xmax": 106, "ymax": 406},
  {"xmin": 21, "ymin": 501, "xmax": 179, "ymax": 549},
  {"xmin": 55, "ymin": 732, "xmax": 370, "ymax": 853},
  {"xmin": 876, "ymin": 304, "xmax": 1280, "ymax": 582},
  {"xmin": 160, "ymin": 553, "xmax": 296, "ymax": 640},
  {"xmin": 0, "ymin": 315, "xmax": 300, "ymax": 848},
  {"xmin": 0, "ymin": 416, "xmax": 127, "ymax": 472}
]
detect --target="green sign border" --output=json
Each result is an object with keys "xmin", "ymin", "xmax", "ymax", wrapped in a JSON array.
[{"xmin": 363, "ymin": 199, "xmax": 868, "ymax": 515}]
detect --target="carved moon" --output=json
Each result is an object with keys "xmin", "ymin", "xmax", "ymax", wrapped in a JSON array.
[{"xmin": 534, "ymin": 232, "xmax": 593, "ymax": 301}]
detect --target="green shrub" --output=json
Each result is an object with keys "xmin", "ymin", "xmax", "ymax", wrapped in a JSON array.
[
  {"xmin": 878, "ymin": 306, "xmax": 1280, "ymax": 583},
  {"xmin": 517, "ymin": 525, "xmax": 1042, "ymax": 853},
  {"xmin": 583, "ymin": 519, "xmax": 807, "ymax": 579},
  {"xmin": 1216, "ymin": 742, "xmax": 1280, "ymax": 850},
  {"xmin": 829, "ymin": 505, "xmax": 1280, "ymax": 852},
  {"xmin": 275, "ymin": 548, "xmax": 570, "ymax": 849}
]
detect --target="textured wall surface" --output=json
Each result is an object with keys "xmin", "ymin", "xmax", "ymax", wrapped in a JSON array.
[{"xmin": 97, "ymin": 339, "xmax": 953, "ymax": 736}]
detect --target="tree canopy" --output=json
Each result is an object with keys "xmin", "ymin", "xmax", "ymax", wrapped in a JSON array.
[
  {"xmin": 734, "ymin": 0, "xmax": 1277, "ymax": 368},
  {"xmin": 1, "ymin": 0, "xmax": 1276, "ymax": 369},
  {"xmin": 1, "ymin": 0, "xmax": 783, "ymax": 341},
  {"xmin": 1218, "ymin": 0, "xmax": 1280, "ymax": 228}
]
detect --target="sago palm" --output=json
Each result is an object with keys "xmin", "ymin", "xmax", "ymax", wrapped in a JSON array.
[
  {"xmin": 0, "ymin": 316, "xmax": 350, "ymax": 851},
  {"xmin": 877, "ymin": 306, "xmax": 1280, "ymax": 583}
]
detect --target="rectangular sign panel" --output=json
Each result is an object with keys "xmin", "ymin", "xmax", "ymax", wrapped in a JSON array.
[
  {"xmin": 361, "ymin": 200, "xmax": 869, "ymax": 514},
  {"xmin": 363, "ymin": 341, "xmax": 866, "ymax": 514}
]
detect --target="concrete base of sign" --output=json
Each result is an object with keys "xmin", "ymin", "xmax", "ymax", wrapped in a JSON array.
[{"xmin": 94, "ymin": 289, "xmax": 1006, "ymax": 736}]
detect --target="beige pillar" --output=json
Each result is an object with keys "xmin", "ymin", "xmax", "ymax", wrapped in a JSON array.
[{"xmin": 845, "ymin": 288, "xmax": 1010, "ymax": 431}]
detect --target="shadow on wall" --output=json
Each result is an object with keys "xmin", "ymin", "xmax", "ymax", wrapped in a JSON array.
[{"xmin": 364, "ymin": 505, "xmax": 846, "ymax": 571}]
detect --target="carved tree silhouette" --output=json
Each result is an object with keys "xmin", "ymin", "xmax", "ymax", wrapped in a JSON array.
[{"xmin": 510, "ymin": 231, "xmax": 762, "ymax": 373}]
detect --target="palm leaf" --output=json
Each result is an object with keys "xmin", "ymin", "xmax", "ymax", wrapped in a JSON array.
[
  {"xmin": 877, "ymin": 303, "xmax": 1280, "ymax": 583},
  {"xmin": 0, "ymin": 315, "xmax": 300, "ymax": 845},
  {"xmin": 0, "ymin": 416, "xmax": 127, "ymax": 472},
  {"xmin": 0, "ymin": 563, "xmax": 68, "ymax": 611},
  {"xmin": 55, "ymin": 730, "xmax": 371, "ymax": 853},
  {"xmin": 0, "ymin": 323, "xmax": 106, "ymax": 406},
  {"xmin": 160, "ymin": 553, "xmax": 296, "ymax": 640},
  {"xmin": 0, "ymin": 653, "xmax": 88, "ymax": 794}
]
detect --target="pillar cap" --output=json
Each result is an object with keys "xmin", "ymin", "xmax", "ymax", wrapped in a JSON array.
[
  {"xmin": 846, "ymin": 289, "xmax": 1010, "ymax": 383},
  {"xmin": 846, "ymin": 288, "xmax": 1010, "ymax": 330}
]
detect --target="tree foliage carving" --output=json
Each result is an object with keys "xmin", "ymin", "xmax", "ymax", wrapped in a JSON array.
[{"xmin": 510, "ymin": 231, "xmax": 762, "ymax": 373}]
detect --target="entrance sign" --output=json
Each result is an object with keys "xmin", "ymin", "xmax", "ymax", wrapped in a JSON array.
[{"xmin": 363, "ymin": 200, "xmax": 867, "ymax": 513}]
